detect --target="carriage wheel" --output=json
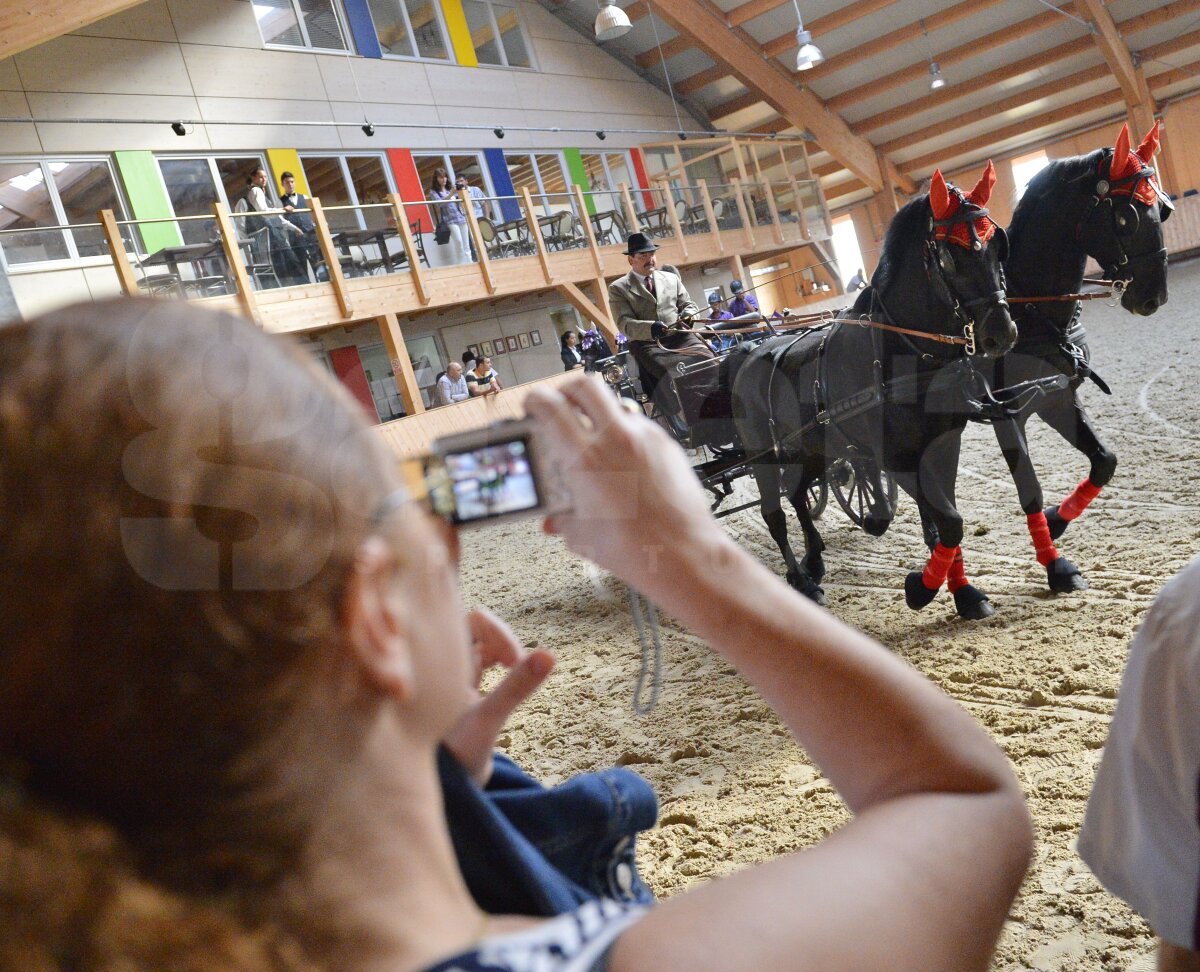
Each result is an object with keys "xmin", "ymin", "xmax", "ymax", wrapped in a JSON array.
[
  {"xmin": 804, "ymin": 477, "xmax": 828, "ymax": 519},
  {"xmin": 829, "ymin": 459, "xmax": 897, "ymax": 529}
]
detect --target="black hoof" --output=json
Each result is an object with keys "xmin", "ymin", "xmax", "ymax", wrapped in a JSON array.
[
  {"xmin": 786, "ymin": 571, "xmax": 826, "ymax": 605},
  {"xmin": 1044, "ymin": 505, "xmax": 1070, "ymax": 541},
  {"xmin": 863, "ymin": 514, "xmax": 892, "ymax": 537},
  {"xmin": 905, "ymin": 571, "xmax": 939, "ymax": 610},
  {"xmin": 1047, "ymin": 556, "xmax": 1088, "ymax": 593},
  {"xmin": 953, "ymin": 585, "xmax": 995, "ymax": 620}
]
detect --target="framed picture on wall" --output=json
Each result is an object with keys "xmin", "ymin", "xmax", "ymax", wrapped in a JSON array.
[
  {"xmin": 492, "ymin": 336, "xmax": 506, "ymax": 355},
  {"xmin": 506, "ymin": 336, "xmax": 519, "ymax": 352},
  {"xmin": 467, "ymin": 344, "xmax": 479, "ymax": 360},
  {"xmin": 530, "ymin": 329, "xmax": 542, "ymax": 346},
  {"xmin": 480, "ymin": 340, "xmax": 493, "ymax": 356},
  {"xmin": 518, "ymin": 332, "xmax": 530, "ymax": 349}
]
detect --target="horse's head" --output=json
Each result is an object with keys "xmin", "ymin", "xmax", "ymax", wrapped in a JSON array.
[
  {"xmin": 926, "ymin": 162, "xmax": 1016, "ymax": 358},
  {"xmin": 1078, "ymin": 122, "xmax": 1170, "ymax": 316}
]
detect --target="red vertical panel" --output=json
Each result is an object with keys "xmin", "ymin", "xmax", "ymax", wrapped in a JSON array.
[
  {"xmin": 387, "ymin": 148, "xmax": 434, "ymax": 234},
  {"xmin": 630, "ymin": 148, "xmax": 655, "ymax": 211},
  {"xmin": 329, "ymin": 346, "xmax": 380, "ymax": 422}
]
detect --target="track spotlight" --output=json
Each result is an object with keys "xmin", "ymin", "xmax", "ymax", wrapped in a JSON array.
[
  {"xmin": 361, "ymin": 122, "xmax": 376, "ymax": 136},
  {"xmin": 171, "ymin": 121, "xmax": 188, "ymax": 136},
  {"xmin": 596, "ymin": 130, "xmax": 606, "ymax": 140},
  {"xmin": 594, "ymin": 0, "xmax": 632, "ymax": 42},
  {"xmin": 494, "ymin": 126, "xmax": 505, "ymax": 139},
  {"xmin": 928, "ymin": 61, "xmax": 946, "ymax": 90},
  {"xmin": 678, "ymin": 131, "xmax": 688, "ymax": 141}
]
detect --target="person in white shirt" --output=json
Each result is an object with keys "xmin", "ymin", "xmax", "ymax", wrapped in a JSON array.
[
  {"xmin": 436, "ymin": 361, "xmax": 471, "ymax": 406},
  {"xmin": 1079, "ymin": 555, "xmax": 1200, "ymax": 970},
  {"xmin": 236, "ymin": 165, "xmax": 307, "ymax": 287}
]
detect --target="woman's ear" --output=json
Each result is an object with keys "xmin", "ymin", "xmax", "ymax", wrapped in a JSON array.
[{"xmin": 343, "ymin": 536, "xmax": 413, "ymax": 701}]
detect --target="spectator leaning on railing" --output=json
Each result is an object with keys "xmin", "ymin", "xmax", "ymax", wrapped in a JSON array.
[{"xmin": 436, "ymin": 361, "xmax": 471, "ymax": 406}]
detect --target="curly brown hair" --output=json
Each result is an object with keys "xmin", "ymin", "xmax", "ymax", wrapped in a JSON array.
[{"xmin": 0, "ymin": 299, "xmax": 396, "ymax": 969}]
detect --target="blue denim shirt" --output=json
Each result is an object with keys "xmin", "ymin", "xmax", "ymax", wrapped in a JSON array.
[{"xmin": 438, "ymin": 747, "xmax": 658, "ymax": 916}]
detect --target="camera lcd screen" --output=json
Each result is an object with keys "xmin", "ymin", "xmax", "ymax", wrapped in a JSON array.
[{"xmin": 429, "ymin": 436, "xmax": 542, "ymax": 525}]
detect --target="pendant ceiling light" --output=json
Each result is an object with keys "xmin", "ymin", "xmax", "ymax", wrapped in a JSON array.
[
  {"xmin": 920, "ymin": 20, "xmax": 947, "ymax": 91},
  {"xmin": 595, "ymin": 0, "xmax": 632, "ymax": 41},
  {"xmin": 792, "ymin": 0, "xmax": 823, "ymax": 71}
]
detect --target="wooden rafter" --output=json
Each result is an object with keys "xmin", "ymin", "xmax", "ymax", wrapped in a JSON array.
[
  {"xmin": 0, "ymin": 0, "xmax": 146, "ymax": 60},
  {"xmin": 1078, "ymin": 0, "xmax": 1158, "ymax": 136},
  {"xmin": 635, "ymin": 32, "xmax": 691, "ymax": 68},
  {"xmin": 726, "ymin": 0, "xmax": 789, "ymax": 28},
  {"xmin": 676, "ymin": 63, "xmax": 727, "ymax": 96},
  {"xmin": 632, "ymin": 0, "xmax": 914, "ymax": 194}
]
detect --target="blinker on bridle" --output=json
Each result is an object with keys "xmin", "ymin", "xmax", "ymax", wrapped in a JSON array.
[{"xmin": 1078, "ymin": 155, "xmax": 1171, "ymax": 278}]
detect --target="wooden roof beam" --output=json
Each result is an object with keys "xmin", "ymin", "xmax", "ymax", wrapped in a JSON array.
[
  {"xmin": 639, "ymin": 0, "xmax": 914, "ymax": 194},
  {"xmin": 1078, "ymin": 0, "xmax": 1158, "ymax": 136},
  {"xmin": 675, "ymin": 63, "xmax": 727, "ymax": 96},
  {"xmin": 0, "ymin": 0, "xmax": 147, "ymax": 59},
  {"xmin": 634, "ymin": 32, "xmax": 692, "ymax": 69},
  {"xmin": 726, "ymin": 0, "xmax": 789, "ymax": 28}
]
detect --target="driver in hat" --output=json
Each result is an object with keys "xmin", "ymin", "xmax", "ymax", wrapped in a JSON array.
[{"xmin": 608, "ymin": 233, "xmax": 713, "ymax": 432}]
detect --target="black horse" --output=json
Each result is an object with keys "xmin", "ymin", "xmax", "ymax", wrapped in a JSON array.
[
  {"xmin": 730, "ymin": 164, "xmax": 1017, "ymax": 619},
  {"xmin": 983, "ymin": 122, "xmax": 1171, "ymax": 593}
]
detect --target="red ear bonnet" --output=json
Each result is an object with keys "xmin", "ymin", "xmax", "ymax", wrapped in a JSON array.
[
  {"xmin": 931, "ymin": 162, "xmax": 996, "ymax": 248},
  {"xmin": 1105, "ymin": 121, "xmax": 1159, "ymax": 204}
]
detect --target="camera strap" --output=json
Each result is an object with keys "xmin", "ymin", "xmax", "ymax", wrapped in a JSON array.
[{"xmin": 628, "ymin": 588, "xmax": 663, "ymax": 715}]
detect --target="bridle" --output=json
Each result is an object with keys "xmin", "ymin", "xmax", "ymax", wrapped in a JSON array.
[{"xmin": 1076, "ymin": 151, "xmax": 1172, "ymax": 282}]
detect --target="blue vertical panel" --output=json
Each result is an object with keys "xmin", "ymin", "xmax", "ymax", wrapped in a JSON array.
[
  {"xmin": 341, "ymin": 0, "xmax": 383, "ymax": 58},
  {"xmin": 485, "ymin": 148, "xmax": 520, "ymax": 222}
]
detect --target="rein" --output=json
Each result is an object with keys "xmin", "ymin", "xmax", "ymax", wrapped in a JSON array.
[{"xmin": 680, "ymin": 313, "xmax": 970, "ymax": 347}]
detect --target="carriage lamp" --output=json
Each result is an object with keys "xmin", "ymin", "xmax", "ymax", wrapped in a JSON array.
[
  {"xmin": 928, "ymin": 61, "xmax": 946, "ymax": 90},
  {"xmin": 595, "ymin": 0, "xmax": 632, "ymax": 41}
]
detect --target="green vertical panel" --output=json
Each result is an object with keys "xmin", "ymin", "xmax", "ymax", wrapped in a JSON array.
[
  {"xmin": 563, "ymin": 148, "xmax": 596, "ymax": 216},
  {"xmin": 114, "ymin": 151, "xmax": 182, "ymax": 253}
]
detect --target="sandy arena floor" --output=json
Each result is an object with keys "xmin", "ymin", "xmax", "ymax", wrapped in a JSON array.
[{"xmin": 458, "ymin": 256, "xmax": 1200, "ymax": 971}]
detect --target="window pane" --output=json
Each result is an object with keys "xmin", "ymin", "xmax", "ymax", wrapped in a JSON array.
[
  {"xmin": 52, "ymin": 161, "xmax": 124, "ymax": 258},
  {"xmin": 463, "ymin": 1, "xmax": 501, "ymax": 65},
  {"xmin": 535, "ymin": 154, "xmax": 568, "ymax": 200},
  {"xmin": 299, "ymin": 0, "xmax": 348, "ymax": 50},
  {"xmin": 407, "ymin": 0, "xmax": 448, "ymax": 59},
  {"xmin": 414, "ymin": 154, "xmax": 450, "ymax": 196},
  {"xmin": 158, "ymin": 158, "xmax": 220, "ymax": 244},
  {"xmin": 494, "ymin": 2, "xmax": 528, "ymax": 67},
  {"xmin": 0, "ymin": 162, "xmax": 69, "ymax": 264},
  {"xmin": 346, "ymin": 156, "xmax": 391, "ymax": 229},
  {"xmin": 301, "ymin": 156, "xmax": 357, "ymax": 231},
  {"xmin": 217, "ymin": 158, "xmax": 263, "ymax": 210},
  {"xmin": 253, "ymin": 0, "xmax": 304, "ymax": 46},
  {"xmin": 366, "ymin": 0, "xmax": 414, "ymax": 57}
]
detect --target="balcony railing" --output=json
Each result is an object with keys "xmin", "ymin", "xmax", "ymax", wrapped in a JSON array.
[{"xmin": 90, "ymin": 177, "xmax": 831, "ymax": 330}]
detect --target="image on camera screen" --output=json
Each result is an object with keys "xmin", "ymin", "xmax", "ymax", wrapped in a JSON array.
[{"xmin": 442, "ymin": 438, "xmax": 540, "ymax": 523}]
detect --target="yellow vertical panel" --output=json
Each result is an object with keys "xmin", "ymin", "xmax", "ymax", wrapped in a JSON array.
[
  {"xmin": 266, "ymin": 149, "xmax": 310, "ymax": 196},
  {"xmin": 441, "ymin": 0, "xmax": 478, "ymax": 68}
]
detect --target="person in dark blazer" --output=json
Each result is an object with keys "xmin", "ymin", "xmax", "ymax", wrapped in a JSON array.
[
  {"xmin": 560, "ymin": 330, "xmax": 585, "ymax": 371},
  {"xmin": 607, "ymin": 233, "xmax": 712, "ymax": 425},
  {"xmin": 279, "ymin": 171, "xmax": 325, "ymax": 281}
]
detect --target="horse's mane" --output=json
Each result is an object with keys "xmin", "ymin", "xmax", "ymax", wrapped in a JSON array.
[
  {"xmin": 871, "ymin": 194, "xmax": 930, "ymax": 295},
  {"xmin": 1008, "ymin": 149, "xmax": 1105, "ymax": 245}
]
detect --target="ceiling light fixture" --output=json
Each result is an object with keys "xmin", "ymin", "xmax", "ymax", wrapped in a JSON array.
[
  {"xmin": 919, "ymin": 19, "xmax": 947, "ymax": 92},
  {"xmin": 791, "ymin": 0, "xmax": 823, "ymax": 71},
  {"xmin": 594, "ymin": 0, "xmax": 632, "ymax": 41}
]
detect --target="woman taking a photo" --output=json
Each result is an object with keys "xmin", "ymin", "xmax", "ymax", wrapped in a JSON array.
[
  {"xmin": 428, "ymin": 166, "xmax": 470, "ymax": 265},
  {"xmin": 0, "ymin": 299, "xmax": 1031, "ymax": 972}
]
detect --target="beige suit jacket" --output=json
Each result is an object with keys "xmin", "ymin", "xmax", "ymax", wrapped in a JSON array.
[{"xmin": 608, "ymin": 269, "xmax": 700, "ymax": 342}]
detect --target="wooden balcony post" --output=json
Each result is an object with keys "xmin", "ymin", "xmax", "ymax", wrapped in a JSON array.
[
  {"xmin": 377, "ymin": 311, "xmax": 425, "ymax": 416},
  {"xmin": 389, "ymin": 193, "xmax": 430, "ymax": 306},
  {"xmin": 762, "ymin": 179, "xmax": 786, "ymax": 244},
  {"xmin": 791, "ymin": 178, "xmax": 811, "ymax": 240},
  {"xmin": 212, "ymin": 201, "xmax": 259, "ymax": 323},
  {"xmin": 98, "ymin": 208, "xmax": 137, "ymax": 296},
  {"xmin": 460, "ymin": 187, "xmax": 495, "ymax": 295},
  {"xmin": 618, "ymin": 182, "xmax": 641, "ymax": 236},
  {"xmin": 520, "ymin": 186, "xmax": 554, "ymax": 284},
  {"xmin": 659, "ymin": 182, "xmax": 688, "ymax": 260},
  {"xmin": 731, "ymin": 178, "xmax": 755, "ymax": 250},
  {"xmin": 572, "ymin": 184, "xmax": 604, "ymax": 276},
  {"xmin": 309, "ymin": 196, "xmax": 353, "ymax": 319},
  {"xmin": 697, "ymin": 179, "xmax": 723, "ymax": 254}
]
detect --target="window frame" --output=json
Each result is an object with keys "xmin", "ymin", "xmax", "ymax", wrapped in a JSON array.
[
  {"xmin": 0, "ymin": 156, "xmax": 132, "ymax": 273},
  {"xmin": 296, "ymin": 152, "xmax": 397, "ymax": 231},
  {"xmin": 462, "ymin": 0, "xmax": 536, "ymax": 70},
  {"xmin": 365, "ymin": 0, "xmax": 454, "ymax": 62},
  {"xmin": 254, "ymin": 0, "xmax": 354, "ymax": 54}
]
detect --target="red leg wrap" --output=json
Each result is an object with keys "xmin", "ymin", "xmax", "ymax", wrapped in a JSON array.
[
  {"xmin": 1058, "ymin": 478, "xmax": 1102, "ymax": 521},
  {"xmin": 947, "ymin": 548, "xmax": 969, "ymax": 593},
  {"xmin": 1027, "ymin": 511, "xmax": 1059, "ymax": 567},
  {"xmin": 921, "ymin": 543, "xmax": 958, "ymax": 591}
]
